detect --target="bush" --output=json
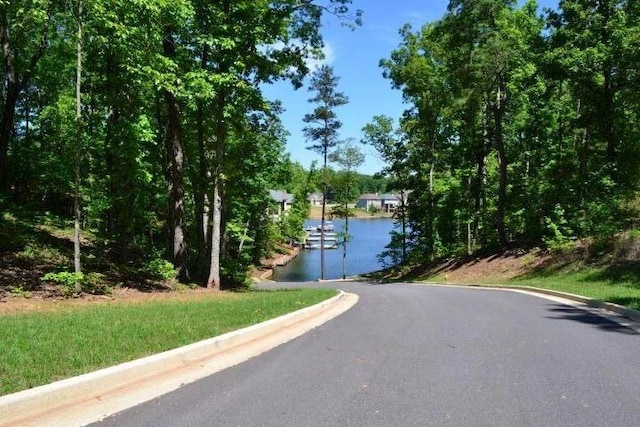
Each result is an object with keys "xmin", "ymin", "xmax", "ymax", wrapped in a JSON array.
[
  {"xmin": 41, "ymin": 271, "xmax": 113, "ymax": 297},
  {"xmin": 142, "ymin": 258, "xmax": 176, "ymax": 281},
  {"xmin": 42, "ymin": 271, "xmax": 84, "ymax": 297},
  {"xmin": 543, "ymin": 204, "xmax": 575, "ymax": 250},
  {"xmin": 83, "ymin": 272, "xmax": 113, "ymax": 295}
]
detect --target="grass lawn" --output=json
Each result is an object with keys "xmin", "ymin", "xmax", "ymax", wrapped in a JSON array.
[
  {"xmin": 424, "ymin": 265, "xmax": 640, "ymax": 312},
  {"xmin": 395, "ymin": 246, "xmax": 640, "ymax": 312},
  {"xmin": 0, "ymin": 288, "xmax": 336, "ymax": 396},
  {"xmin": 503, "ymin": 268, "xmax": 640, "ymax": 311}
]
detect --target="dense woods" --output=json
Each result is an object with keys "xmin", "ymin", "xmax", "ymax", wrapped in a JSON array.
[
  {"xmin": 0, "ymin": 0, "xmax": 361, "ymax": 289},
  {"xmin": 368, "ymin": 0, "xmax": 640, "ymax": 264}
]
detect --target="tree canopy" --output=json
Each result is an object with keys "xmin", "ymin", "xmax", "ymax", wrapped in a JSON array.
[{"xmin": 372, "ymin": 0, "xmax": 640, "ymax": 264}]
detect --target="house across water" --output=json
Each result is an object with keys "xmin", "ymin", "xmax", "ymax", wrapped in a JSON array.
[{"xmin": 356, "ymin": 193, "xmax": 401, "ymax": 213}]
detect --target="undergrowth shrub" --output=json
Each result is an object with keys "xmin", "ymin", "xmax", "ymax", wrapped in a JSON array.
[
  {"xmin": 41, "ymin": 271, "xmax": 112, "ymax": 297},
  {"xmin": 142, "ymin": 258, "xmax": 176, "ymax": 281},
  {"xmin": 41, "ymin": 272, "xmax": 84, "ymax": 297}
]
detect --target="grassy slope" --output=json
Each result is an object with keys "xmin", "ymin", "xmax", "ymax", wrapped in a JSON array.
[
  {"xmin": 0, "ymin": 289, "xmax": 336, "ymax": 396},
  {"xmin": 379, "ymin": 244, "xmax": 640, "ymax": 311}
]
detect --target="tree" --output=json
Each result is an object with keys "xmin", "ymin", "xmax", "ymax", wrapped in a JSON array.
[
  {"xmin": 546, "ymin": 0, "xmax": 639, "ymax": 235},
  {"xmin": 0, "ymin": 0, "xmax": 55, "ymax": 191},
  {"xmin": 361, "ymin": 115, "xmax": 411, "ymax": 262},
  {"xmin": 195, "ymin": 1, "xmax": 361, "ymax": 289},
  {"xmin": 303, "ymin": 64, "xmax": 348, "ymax": 280},
  {"xmin": 330, "ymin": 141, "xmax": 363, "ymax": 279},
  {"xmin": 73, "ymin": 0, "xmax": 83, "ymax": 292}
]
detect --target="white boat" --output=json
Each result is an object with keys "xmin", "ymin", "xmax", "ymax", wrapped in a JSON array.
[
  {"xmin": 307, "ymin": 231, "xmax": 337, "ymax": 239},
  {"xmin": 304, "ymin": 230, "xmax": 338, "ymax": 249},
  {"xmin": 316, "ymin": 221, "xmax": 335, "ymax": 232},
  {"xmin": 305, "ymin": 242, "xmax": 338, "ymax": 249}
]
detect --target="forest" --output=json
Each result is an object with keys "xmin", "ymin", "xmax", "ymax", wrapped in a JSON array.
[
  {"xmin": 1, "ymin": 0, "xmax": 639, "ymax": 292},
  {"xmin": 366, "ymin": 0, "xmax": 640, "ymax": 265},
  {"xmin": 0, "ymin": 0, "xmax": 364, "ymax": 291}
]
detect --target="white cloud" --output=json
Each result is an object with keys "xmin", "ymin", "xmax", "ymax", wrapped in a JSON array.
[{"xmin": 305, "ymin": 42, "xmax": 335, "ymax": 71}]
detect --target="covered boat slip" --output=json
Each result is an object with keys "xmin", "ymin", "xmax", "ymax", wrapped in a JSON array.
[{"xmin": 304, "ymin": 221, "xmax": 338, "ymax": 249}]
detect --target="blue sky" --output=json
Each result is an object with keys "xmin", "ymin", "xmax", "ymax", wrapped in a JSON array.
[{"xmin": 262, "ymin": 0, "xmax": 559, "ymax": 175}]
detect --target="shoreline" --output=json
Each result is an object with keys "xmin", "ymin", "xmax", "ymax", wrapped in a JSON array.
[{"xmin": 254, "ymin": 245, "xmax": 301, "ymax": 281}]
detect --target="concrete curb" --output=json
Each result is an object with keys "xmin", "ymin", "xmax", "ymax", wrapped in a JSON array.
[
  {"xmin": 0, "ymin": 291, "xmax": 358, "ymax": 427},
  {"xmin": 415, "ymin": 281, "xmax": 640, "ymax": 323}
]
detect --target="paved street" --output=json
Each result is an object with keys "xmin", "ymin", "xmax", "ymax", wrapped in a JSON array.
[{"xmin": 93, "ymin": 282, "xmax": 640, "ymax": 427}]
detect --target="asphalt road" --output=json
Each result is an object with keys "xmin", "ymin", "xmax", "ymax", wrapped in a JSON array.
[{"xmin": 92, "ymin": 282, "xmax": 640, "ymax": 427}]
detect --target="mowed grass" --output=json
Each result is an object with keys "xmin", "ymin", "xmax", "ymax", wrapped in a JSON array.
[
  {"xmin": 504, "ymin": 266, "xmax": 640, "ymax": 311},
  {"xmin": 408, "ymin": 252, "xmax": 640, "ymax": 311},
  {"xmin": 0, "ymin": 288, "xmax": 336, "ymax": 396}
]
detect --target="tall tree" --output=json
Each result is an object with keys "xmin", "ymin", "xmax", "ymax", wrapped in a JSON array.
[
  {"xmin": 303, "ymin": 64, "xmax": 348, "ymax": 280},
  {"xmin": 361, "ymin": 115, "xmax": 412, "ymax": 261},
  {"xmin": 0, "ymin": 0, "xmax": 54, "ymax": 191},
  {"xmin": 197, "ymin": 0, "xmax": 361, "ymax": 289},
  {"xmin": 73, "ymin": 0, "xmax": 83, "ymax": 291},
  {"xmin": 330, "ymin": 141, "xmax": 363, "ymax": 279}
]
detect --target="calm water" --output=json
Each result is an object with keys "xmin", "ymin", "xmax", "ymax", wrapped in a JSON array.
[{"xmin": 272, "ymin": 218, "xmax": 395, "ymax": 281}]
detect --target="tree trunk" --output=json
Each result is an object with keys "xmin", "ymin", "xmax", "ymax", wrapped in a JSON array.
[
  {"xmin": 428, "ymin": 130, "xmax": 436, "ymax": 261},
  {"xmin": 603, "ymin": 67, "xmax": 616, "ymax": 163},
  {"xmin": 0, "ymin": 7, "xmax": 50, "ymax": 192},
  {"xmin": 342, "ymin": 201, "xmax": 348, "ymax": 279},
  {"xmin": 320, "ymin": 148, "xmax": 327, "ymax": 280},
  {"xmin": 0, "ymin": 19, "xmax": 18, "ymax": 191},
  {"xmin": 400, "ymin": 190, "xmax": 407, "ymax": 263},
  {"xmin": 492, "ymin": 85, "xmax": 508, "ymax": 247},
  {"xmin": 195, "ymin": 101, "xmax": 210, "ymax": 279},
  {"xmin": 194, "ymin": 45, "xmax": 210, "ymax": 279},
  {"xmin": 207, "ymin": 90, "xmax": 226, "ymax": 290},
  {"xmin": 73, "ymin": 0, "xmax": 83, "ymax": 293},
  {"xmin": 163, "ymin": 26, "xmax": 188, "ymax": 281}
]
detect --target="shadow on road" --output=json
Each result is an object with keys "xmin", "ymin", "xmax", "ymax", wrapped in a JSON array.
[{"xmin": 545, "ymin": 304, "xmax": 639, "ymax": 335}]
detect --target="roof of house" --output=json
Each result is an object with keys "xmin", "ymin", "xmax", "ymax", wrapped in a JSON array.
[
  {"xmin": 358, "ymin": 193, "xmax": 381, "ymax": 200},
  {"xmin": 358, "ymin": 193, "xmax": 400, "ymax": 201},
  {"xmin": 269, "ymin": 190, "xmax": 294, "ymax": 203}
]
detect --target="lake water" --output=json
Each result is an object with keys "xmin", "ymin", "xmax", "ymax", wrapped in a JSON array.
[{"xmin": 272, "ymin": 218, "xmax": 395, "ymax": 281}]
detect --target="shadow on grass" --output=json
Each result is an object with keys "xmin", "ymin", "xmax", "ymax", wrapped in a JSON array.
[
  {"xmin": 545, "ymin": 304, "xmax": 639, "ymax": 335},
  {"xmin": 582, "ymin": 262, "xmax": 640, "ymax": 286}
]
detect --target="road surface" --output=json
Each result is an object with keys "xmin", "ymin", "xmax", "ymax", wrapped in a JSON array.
[{"xmin": 92, "ymin": 282, "xmax": 640, "ymax": 427}]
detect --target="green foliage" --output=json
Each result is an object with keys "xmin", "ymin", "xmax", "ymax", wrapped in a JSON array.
[
  {"xmin": 0, "ymin": 0, "xmax": 362, "ymax": 288},
  {"xmin": 8, "ymin": 285, "xmax": 32, "ymax": 299},
  {"xmin": 41, "ymin": 272, "xmax": 84, "ymax": 297},
  {"xmin": 41, "ymin": 271, "xmax": 112, "ymax": 296},
  {"xmin": 373, "ymin": 0, "xmax": 640, "ymax": 263},
  {"xmin": 142, "ymin": 259, "xmax": 176, "ymax": 281},
  {"xmin": 378, "ymin": 230, "xmax": 407, "ymax": 268},
  {"xmin": 542, "ymin": 204, "xmax": 574, "ymax": 249}
]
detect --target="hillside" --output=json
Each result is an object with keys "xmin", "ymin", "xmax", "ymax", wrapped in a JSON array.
[{"xmin": 374, "ymin": 237, "xmax": 640, "ymax": 311}]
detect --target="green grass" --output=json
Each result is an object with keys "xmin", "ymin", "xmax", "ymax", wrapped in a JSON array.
[
  {"xmin": 503, "ymin": 266, "xmax": 640, "ymax": 311},
  {"xmin": 0, "ymin": 288, "xmax": 336, "ymax": 396},
  {"xmin": 406, "ymin": 252, "xmax": 640, "ymax": 312}
]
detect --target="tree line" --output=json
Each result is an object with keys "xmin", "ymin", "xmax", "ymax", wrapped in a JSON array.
[
  {"xmin": 0, "ymin": 0, "xmax": 361, "ymax": 289},
  {"xmin": 364, "ymin": 0, "xmax": 640, "ymax": 264}
]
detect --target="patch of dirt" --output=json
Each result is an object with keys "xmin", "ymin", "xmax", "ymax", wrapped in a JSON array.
[
  {"xmin": 423, "ymin": 248, "xmax": 552, "ymax": 283},
  {"xmin": 378, "ymin": 246, "xmax": 556, "ymax": 284}
]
